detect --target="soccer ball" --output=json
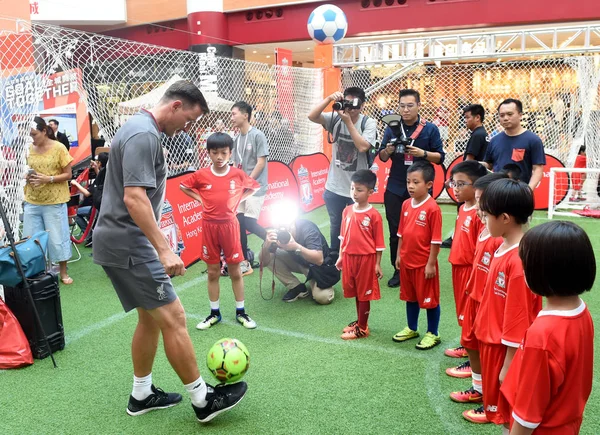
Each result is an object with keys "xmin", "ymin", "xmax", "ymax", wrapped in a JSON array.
[
  {"xmin": 307, "ymin": 4, "xmax": 348, "ymax": 45},
  {"xmin": 206, "ymin": 338, "xmax": 250, "ymax": 383}
]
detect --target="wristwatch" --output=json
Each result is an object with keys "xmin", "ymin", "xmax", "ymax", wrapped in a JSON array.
[
  {"xmin": 423, "ymin": 150, "xmax": 428, "ymax": 159},
  {"xmin": 295, "ymin": 246, "xmax": 302, "ymax": 255}
]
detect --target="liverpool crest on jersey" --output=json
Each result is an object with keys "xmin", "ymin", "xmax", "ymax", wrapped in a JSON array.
[
  {"xmin": 418, "ymin": 210, "xmax": 427, "ymax": 221},
  {"xmin": 361, "ymin": 215, "xmax": 371, "ymax": 228},
  {"xmin": 495, "ymin": 271, "xmax": 506, "ymax": 288},
  {"xmin": 482, "ymin": 252, "xmax": 491, "ymax": 266}
]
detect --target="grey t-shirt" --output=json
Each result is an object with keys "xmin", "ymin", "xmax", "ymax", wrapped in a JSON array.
[
  {"xmin": 93, "ymin": 110, "xmax": 167, "ymax": 268},
  {"xmin": 322, "ymin": 112, "xmax": 377, "ymax": 198},
  {"xmin": 232, "ymin": 127, "xmax": 269, "ymax": 196}
]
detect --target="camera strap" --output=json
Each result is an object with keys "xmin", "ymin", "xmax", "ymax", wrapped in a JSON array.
[{"xmin": 328, "ymin": 114, "xmax": 370, "ymax": 145}]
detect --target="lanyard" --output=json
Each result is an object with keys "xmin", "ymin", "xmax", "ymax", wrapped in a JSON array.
[
  {"xmin": 236, "ymin": 126, "xmax": 252, "ymax": 165},
  {"xmin": 400, "ymin": 116, "xmax": 419, "ymax": 138}
]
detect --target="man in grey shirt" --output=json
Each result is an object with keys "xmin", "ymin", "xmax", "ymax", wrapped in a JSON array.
[
  {"xmin": 93, "ymin": 81, "xmax": 247, "ymax": 422},
  {"xmin": 308, "ymin": 87, "xmax": 377, "ymax": 261},
  {"xmin": 231, "ymin": 101, "xmax": 269, "ymax": 275}
]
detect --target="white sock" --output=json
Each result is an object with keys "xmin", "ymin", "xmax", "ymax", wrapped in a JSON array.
[
  {"xmin": 132, "ymin": 373, "xmax": 153, "ymax": 400},
  {"xmin": 235, "ymin": 300, "xmax": 245, "ymax": 310},
  {"xmin": 210, "ymin": 300, "xmax": 220, "ymax": 311},
  {"xmin": 185, "ymin": 376, "xmax": 208, "ymax": 408},
  {"xmin": 502, "ymin": 426, "xmax": 510, "ymax": 435},
  {"xmin": 472, "ymin": 372, "xmax": 483, "ymax": 394}
]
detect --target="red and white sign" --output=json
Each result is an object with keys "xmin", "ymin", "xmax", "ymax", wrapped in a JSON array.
[
  {"xmin": 290, "ymin": 152, "xmax": 329, "ymax": 212},
  {"xmin": 258, "ymin": 161, "xmax": 300, "ymax": 228},
  {"xmin": 275, "ymin": 48, "xmax": 294, "ymax": 127},
  {"xmin": 534, "ymin": 155, "xmax": 567, "ymax": 210}
]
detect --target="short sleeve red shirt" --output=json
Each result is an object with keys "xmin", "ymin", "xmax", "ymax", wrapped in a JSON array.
[
  {"xmin": 466, "ymin": 229, "xmax": 503, "ymax": 301},
  {"xmin": 474, "ymin": 244, "xmax": 542, "ymax": 346},
  {"xmin": 449, "ymin": 204, "xmax": 484, "ymax": 266},
  {"xmin": 397, "ymin": 195, "xmax": 443, "ymax": 269},
  {"xmin": 500, "ymin": 303, "xmax": 594, "ymax": 434},
  {"xmin": 180, "ymin": 166, "xmax": 260, "ymax": 222},
  {"xmin": 340, "ymin": 204, "xmax": 385, "ymax": 255}
]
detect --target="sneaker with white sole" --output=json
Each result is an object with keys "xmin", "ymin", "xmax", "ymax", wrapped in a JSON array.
[
  {"xmin": 196, "ymin": 312, "xmax": 222, "ymax": 330},
  {"xmin": 236, "ymin": 312, "xmax": 257, "ymax": 329},
  {"xmin": 193, "ymin": 382, "xmax": 248, "ymax": 423},
  {"xmin": 240, "ymin": 261, "xmax": 253, "ymax": 277},
  {"xmin": 126, "ymin": 385, "xmax": 182, "ymax": 416}
]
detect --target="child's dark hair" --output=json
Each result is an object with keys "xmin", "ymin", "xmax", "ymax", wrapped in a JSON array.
[
  {"xmin": 579, "ymin": 145, "xmax": 586, "ymax": 154},
  {"xmin": 33, "ymin": 116, "xmax": 56, "ymax": 141},
  {"xmin": 206, "ymin": 132, "xmax": 233, "ymax": 151},
  {"xmin": 451, "ymin": 160, "xmax": 488, "ymax": 183},
  {"xmin": 351, "ymin": 169, "xmax": 377, "ymax": 190},
  {"xmin": 96, "ymin": 152, "xmax": 109, "ymax": 168},
  {"xmin": 501, "ymin": 163, "xmax": 522, "ymax": 181},
  {"xmin": 479, "ymin": 179, "xmax": 533, "ymax": 225},
  {"xmin": 473, "ymin": 172, "xmax": 509, "ymax": 191},
  {"xmin": 407, "ymin": 160, "xmax": 435, "ymax": 183},
  {"xmin": 519, "ymin": 221, "xmax": 596, "ymax": 297},
  {"xmin": 232, "ymin": 101, "xmax": 253, "ymax": 121}
]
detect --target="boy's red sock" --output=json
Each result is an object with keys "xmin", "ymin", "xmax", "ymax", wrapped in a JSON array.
[{"xmin": 357, "ymin": 300, "xmax": 370, "ymax": 330}]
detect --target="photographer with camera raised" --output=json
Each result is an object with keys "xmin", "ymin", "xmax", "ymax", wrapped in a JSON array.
[
  {"xmin": 308, "ymin": 87, "xmax": 377, "ymax": 263},
  {"xmin": 379, "ymin": 89, "xmax": 445, "ymax": 288},
  {"xmin": 259, "ymin": 217, "xmax": 337, "ymax": 305}
]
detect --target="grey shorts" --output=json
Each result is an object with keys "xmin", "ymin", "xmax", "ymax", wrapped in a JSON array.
[{"xmin": 102, "ymin": 259, "xmax": 177, "ymax": 312}]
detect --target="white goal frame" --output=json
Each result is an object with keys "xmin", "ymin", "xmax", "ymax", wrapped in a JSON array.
[{"xmin": 548, "ymin": 167, "xmax": 600, "ymax": 219}]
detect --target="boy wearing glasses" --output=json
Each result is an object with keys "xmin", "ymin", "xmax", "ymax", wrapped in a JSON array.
[{"xmin": 378, "ymin": 89, "xmax": 445, "ymax": 288}]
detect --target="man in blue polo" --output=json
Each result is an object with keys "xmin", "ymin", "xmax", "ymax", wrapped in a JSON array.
[{"xmin": 379, "ymin": 89, "xmax": 445, "ymax": 288}]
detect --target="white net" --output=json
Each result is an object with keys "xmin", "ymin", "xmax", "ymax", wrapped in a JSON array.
[
  {"xmin": 549, "ymin": 168, "xmax": 600, "ymax": 218},
  {"xmin": 0, "ymin": 19, "xmax": 324, "ymax": 238},
  {"xmin": 341, "ymin": 57, "xmax": 600, "ymax": 200}
]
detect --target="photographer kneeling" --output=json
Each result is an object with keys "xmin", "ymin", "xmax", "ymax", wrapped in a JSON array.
[{"xmin": 259, "ymin": 219, "xmax": 338, "ymax": 305}]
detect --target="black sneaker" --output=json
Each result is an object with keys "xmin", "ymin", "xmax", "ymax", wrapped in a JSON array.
[
  {"xmin": 387, "ymin": 270, "xmax": 400, "ymax": 288},
  {"xmin": 441, "ymin": 236, "xmax": 453, "ymax": 249},
  {"xmin": 282, "ymin": 284, "xmax": 309, "ymax": 302},
  {"xmin": 193, "ymin": 382, "xmax": 248, "ymax": 423},
  {"xmin": 126, "ymin": 385, "xmax": 182, "ymax": 416}
]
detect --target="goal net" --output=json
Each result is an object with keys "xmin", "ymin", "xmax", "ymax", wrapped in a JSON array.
[{"xmin": 548, "ymin": 168, "xmax": 600, "ymax": 218}]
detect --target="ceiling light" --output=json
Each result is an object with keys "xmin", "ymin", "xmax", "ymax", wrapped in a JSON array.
[
  {"xmin": 252, "ymin": 50, "xmax": 257, "ymax": 54},
  {"xmin": 266, "ymin": 55, "xmax": 271, "ymax": 58}
]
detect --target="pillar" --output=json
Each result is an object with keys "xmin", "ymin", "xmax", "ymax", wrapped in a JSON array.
[
  {"xmin": 187, "ymin": 0, "xmax": 232, "ymax": 56},
  {"xmin": 314, "ymin": 44, "xmax": 341, "ymax": 162}
]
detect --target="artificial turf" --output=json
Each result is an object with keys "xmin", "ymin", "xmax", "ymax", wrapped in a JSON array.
[{"xmin": 2, "ymin": 204, "xmax": 599, "ymax": 434}]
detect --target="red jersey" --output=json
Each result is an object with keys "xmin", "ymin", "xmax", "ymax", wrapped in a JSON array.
[
  {"xmin": 574, "ymin": 154, "xmax": 587, "ymax": 169},
  {"xmin": 180, "ymin": 166, "xmax": 259, "ymax": 222},
  {"xmin": 449, "ymin": 203, "xmax": 483, "ymax": 266},
  {"xmin": 501, "ymin": 302, "xmax": 594, "ymax": 434},
  {"xmin": 474, "ymin": 244, "xmax": 542, "ymax": 346},
  {"xmin": 340, "ymin": 204, "xmax": 385, "ymax": 255},
  {"xmin": 397, "ymin": 195, "xmax": 442, "ymax": 269},
  {"xmin": 466, "ymin": 229, "xmax": 503, "ymax": 302}
]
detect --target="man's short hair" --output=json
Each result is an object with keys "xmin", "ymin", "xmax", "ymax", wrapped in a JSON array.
[
  {"xmin": 407, "ymin": 160, "xmax": 435, "ymax": 183},
  {"xmin": 473, "ymin": 172, "xmax": 509, "ymax": 191},
  {"xmin": 399, "ymin": 89, "xmax": 421, "ymax": 103},
  {"xmin": 351, "ymin": 169, "xmax": 377, "ymax": 190},
  {"xmin": 96, "ymin": 152, "xmax": 109, "ymax": 167},
  {"xmin": 463, "ymin": 104, "xmax": 485, "ymax": 123},
  {"xmin": 48, "ymin": 118, "xmax": 59, "ymax": 126},
  {"xmin": 206, "ymin": 132, "xmax": 234, "ymax": 151},
  {"xmin": 232, "ymin": 101, "xmax": 253, "ymax": 122},
  {"xmin": 519, "ymin": 221, "xmax": 596, "ymax": 297},
  {"xmin": 451, "ymin": 160, "xmax": 488, "ymax": 183},
  {"xmin": 479, "ymin": 178, "xmax": 533, "ymax": 225},
  {"xmin": 161, "ymin": 80, "xmax": 210, "ymax": 114},
  {"xmin": 497, "ymin": 98, "xmax": 523, "ymax": 114},
  {"xmin": 343, "ymin": 87, "xmax": 366, "ymax": 104}
]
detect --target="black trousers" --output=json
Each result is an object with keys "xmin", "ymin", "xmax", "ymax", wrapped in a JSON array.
[
  {"xmin": 384, "ymin": 189, "xmax": 411, "ymax": 267},
  {"xmin": 237, "ymin": 214, "xmax": 267, "ymax": 261},
  {"xmin": 323, "ymin": 189, "xmax": 354, "ymax": 253}
]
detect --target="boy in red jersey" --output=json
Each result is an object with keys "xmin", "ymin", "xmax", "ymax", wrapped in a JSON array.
[
  {"xmin": 463, "ymin": 179, "xmax": 542, "ymax": 427},
  {"xmin": 571, "ymin": 145, "xmax": 587, "ymax": 202},
  {"xmin": 500, "ymin": 221, "xmax": 595, "ymax": 435},
  {"xmin": 449, "ymin": 173, "xmax": 507, "ymax": 415},
  {"xmin": 445, "ymin": 161, "xmax": 488, "ymax": 360},
  {"xmin": 336, "ymin": 169, "xmax": 385, "ymax": 340},
  {"xmin": 392, "ymin": 161, "xmax": 443, "ymax": 350},
  {"xmin": 180, "ymin": 132, "xmax": 260, "ymax": 330}
]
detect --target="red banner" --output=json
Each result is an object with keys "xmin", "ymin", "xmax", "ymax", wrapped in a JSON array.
[
  {"xmin": 275, "ymin": 48, "xmax": 294, "ymax": 126},
  {"xmin": 290, "ymin": 152, "xmax": 329, "ymax": 212},
  {"xmin": 444, "ymin": 156, "xmax": 463, "ymax": 203},
  {"xmin": 258, "ymin": 161, "xmax": 300, "ymax": 228}
]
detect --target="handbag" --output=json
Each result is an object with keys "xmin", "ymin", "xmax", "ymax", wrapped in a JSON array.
[{"xmin": 0, "ymin": 230, "xmax": 49, "ymax": 287}]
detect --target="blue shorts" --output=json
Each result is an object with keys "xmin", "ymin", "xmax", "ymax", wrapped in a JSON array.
[{"xmin": 23, "ymin": 202, "xmax": 71, "ymax": 262}]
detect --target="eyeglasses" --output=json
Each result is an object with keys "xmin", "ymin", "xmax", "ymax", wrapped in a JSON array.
[
  {"xmin": 399, "ymin": 104, "xmax": 417, "ymax": 110},
  {"xmin": 447, "ymin": 180, "xmax": 473, "ymax": 189}
]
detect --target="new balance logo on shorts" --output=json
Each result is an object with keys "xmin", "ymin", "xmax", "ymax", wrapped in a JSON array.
[
  {"xmin": 458, "ymin": 314, "xmax": 464, "ymax": 321},
  {"xmin": 486, "ymin": 405, "xmax": 498, "ymax": 412},
  {"xmin": 424, "ymin": 298, "xmax": 431, "ymax": 303},
  {"xmin": 233, "ymin": 253, "xmax": 239, "ymax": 259},
  {"xmin": 365, "ymin": 289, "xmax": 372, "ymax": 295}
]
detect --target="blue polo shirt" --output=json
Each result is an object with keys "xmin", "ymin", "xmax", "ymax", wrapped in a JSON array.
[
  {"xmin": 379, "ymin": 118, "xmax": 445, "ymax": 197},
  {"xmin": 483, "ymin": 130, "xmax": 546, "ymax": 183}
]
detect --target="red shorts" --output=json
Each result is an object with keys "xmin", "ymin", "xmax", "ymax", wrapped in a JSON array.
[
  {"xmin": 399, "ymin": 263, "xmax": 440, "ymax": 309},
  {"xmin": 480, "ymin": 342, "xmax": 508, "ymax": 425},
  {"xmin": 460, "ymin": 296, "xmax": 480, "ymax": 350},
  {"xmin": 201, "ymin": 220, "xmax": 243, "ymax": 265},
  {"xmin": 342, "ymin": 253, "xmax": 381, "ymax": 302},
  {"xmin": 451, "ymin": 265, "xmax": 472, "ymax": 326}
]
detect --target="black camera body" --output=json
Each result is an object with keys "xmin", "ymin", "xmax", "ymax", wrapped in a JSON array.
[
  {"xmin": 381, "ymin": 114, "xmax": 413, "ymax": 154},
  {"xmin": 332, "ymin": 97, "xmax": 361, "ymax": 111},
  {"xmin": 269, "ymin": 228, "xmax": 292, "ymax": 253}
]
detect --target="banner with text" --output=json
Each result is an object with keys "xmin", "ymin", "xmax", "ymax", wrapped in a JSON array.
[
  {"xmin": 258, "ymin": 161, "xmax": 300, "ymax": 228},
  {"xmin": 290, "ymin": 152, "xmax": 329, "ymax": 212}
]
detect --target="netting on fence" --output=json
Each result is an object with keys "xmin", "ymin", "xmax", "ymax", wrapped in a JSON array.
[
  {"xmin": 0, "ymin": 19, "xmax": 324, "ymax": 239},
  {"xmin": 341, "ymin": 57, "xmax": 600, "ymax": 200}
]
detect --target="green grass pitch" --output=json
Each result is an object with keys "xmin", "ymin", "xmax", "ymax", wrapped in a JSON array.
[{"xmin": 2, "ymin": 204, "xmax": 599, "ymax": 434}]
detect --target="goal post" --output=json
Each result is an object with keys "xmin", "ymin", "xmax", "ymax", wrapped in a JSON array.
[{"xmin": 548, "ymin": 167, "xmax": 600, "ymax": 219}]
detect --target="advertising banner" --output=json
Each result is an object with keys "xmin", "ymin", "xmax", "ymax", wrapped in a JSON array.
[{"xmin": 290, "ymin": 152, "xmax": 329, "ymax": 212}]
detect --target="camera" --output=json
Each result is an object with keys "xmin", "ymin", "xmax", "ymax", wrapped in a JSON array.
[
  {"xmin": 381, "ymin": 114, "xmax": 413, "ymax": 154},
  {"xmin": 332, "ymin": 98, "xmax": 361, "ymax": 112},
  {"xmin": 269, "ymin": 228, "xmax": 291, "ymax": 253}
]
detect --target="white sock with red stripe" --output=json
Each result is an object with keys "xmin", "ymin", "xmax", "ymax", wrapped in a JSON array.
[{"xmin": 472, "ymin": 372, "xmax": 482, "ymax": 394}]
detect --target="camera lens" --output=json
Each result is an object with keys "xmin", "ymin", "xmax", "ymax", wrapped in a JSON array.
[
  {"xmin": 277, "ymin": 229, "xmax": 291, "ymax": 245},
  {"xmin": 332, "ymin": 101, "xmax": 343, "ymax": 111}
]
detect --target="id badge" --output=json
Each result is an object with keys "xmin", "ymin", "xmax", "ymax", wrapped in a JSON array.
[
  {"xmin": 404, "ymin": 154, "xmax": 414, "ymax": 166},
  {"xmin": 237, "ymin": 163, "xmax": 243, "ymax": 170}
]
